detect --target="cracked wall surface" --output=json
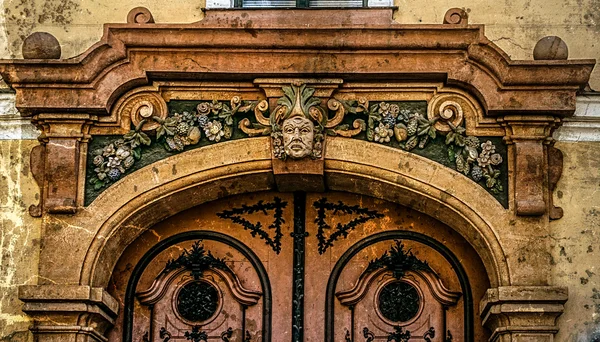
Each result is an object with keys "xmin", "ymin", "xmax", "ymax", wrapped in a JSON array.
[
  {"xmin": 552, "ymin": 141, "xmax": 600, "ymax": 341},
  {"xmin": 0, "ymin": 139, "xmax": 40, "ymax": 342}
]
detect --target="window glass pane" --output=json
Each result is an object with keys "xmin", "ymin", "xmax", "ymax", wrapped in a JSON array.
[
  {"xmin": 309, "ymin": 0, "xmax": 362, "ymax": 7},
  {"xmin": 206, "ymin": 0, "xmax": 233, "ymax": 8},
  {"xmin": 242, "ymin": 0, "xmax": 296, "ymax": 7},
  {"xmin": 367, "ymin": 0, "xmax": 392, "ymax": 6}
]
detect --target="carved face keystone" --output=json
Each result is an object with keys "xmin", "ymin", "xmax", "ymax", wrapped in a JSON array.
[{"xmin": 282, "ymin": 116, "xmax": 314, "ymax": 159}]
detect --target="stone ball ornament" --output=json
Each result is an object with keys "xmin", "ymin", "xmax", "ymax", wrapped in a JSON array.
[
  {"xmin": 22, "ymin": 32, "xmax": 61, "ymax": 59},
  {"xmin": 533, "ymin": 36, "xmax": 569, "ymax": 60}
]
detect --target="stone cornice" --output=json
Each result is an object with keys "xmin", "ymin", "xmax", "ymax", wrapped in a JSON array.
[{"xmin": 0, "ymin": 8, "xmax": 594, "ymax": 117}]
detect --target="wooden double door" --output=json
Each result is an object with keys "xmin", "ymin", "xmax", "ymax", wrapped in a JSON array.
[{"xmin": 109, "ymin": 192, "xmax": 489, "ymax": 341}]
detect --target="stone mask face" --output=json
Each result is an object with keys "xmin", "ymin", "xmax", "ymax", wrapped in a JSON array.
[{"xmin": 282, "ymin": 116, "xmax": 314, "ymax": 159}]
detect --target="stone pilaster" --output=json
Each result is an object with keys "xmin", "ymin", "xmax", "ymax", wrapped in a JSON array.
[
  {"xmin": 30, "ymin": 114, "xmax": 96, "ymax": 216},
  {"xmin": 499, "ymin": 115, "xmax": 559, "ymax": 216}
]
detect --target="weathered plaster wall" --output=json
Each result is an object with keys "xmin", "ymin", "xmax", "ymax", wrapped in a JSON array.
[
  {"xmin": 0, "ymin": 139, "xmax": 40, "ymax": 342},
  {"xmin": 552, "ymin": 141, "xmax": 600, "ymax": 341}
]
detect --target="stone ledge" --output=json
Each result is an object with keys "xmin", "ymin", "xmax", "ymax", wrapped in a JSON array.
[
  {"xmin": 0, "ymin": 91, "xmax": 39, "ymax": 140},
  {"xmin": 480, "ymin": 286, "xmax": 568, "ymax": 342},
  {"xmin": 554, "ymin": 92, "xmax": 600, "ymax": 142},
  {"xmin": 19, "ymin": 285, "xmax": 119, "ymax": 319}
]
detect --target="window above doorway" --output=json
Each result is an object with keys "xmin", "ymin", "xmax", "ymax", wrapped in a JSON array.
[{"xmin": 206, "ymin": 0, "xmax": 393, "ymax": 8}]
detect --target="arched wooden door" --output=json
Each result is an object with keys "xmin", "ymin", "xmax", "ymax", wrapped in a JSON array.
[{"xmin": 108, "ymin": 192, "xmax": 490, "ymax": 341}]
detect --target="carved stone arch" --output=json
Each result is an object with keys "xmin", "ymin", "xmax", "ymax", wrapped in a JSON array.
[{"xmin": 69, "ymin": 138, "xmax": 510, "ymax": 291}]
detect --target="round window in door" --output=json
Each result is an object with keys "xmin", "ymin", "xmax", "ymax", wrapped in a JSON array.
[{"xmin": 377, "ymin": 281, "xmax": 421, "ymax": 323}]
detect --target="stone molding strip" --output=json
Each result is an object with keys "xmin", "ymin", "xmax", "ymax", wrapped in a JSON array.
[
  {"xmin": 554, "ymin": 92, "xmax": 600, "ymax": 142},
  {"xmin": 480, "ymin": 286, "xmax": 568, "ymax": 341},
  {"xmin": 19, "ymin": 285, "xmax": 119, "ymax": 342},
  {"xmin": 0, "ymin": 92, "xmax": 39, "ymax": 139}
]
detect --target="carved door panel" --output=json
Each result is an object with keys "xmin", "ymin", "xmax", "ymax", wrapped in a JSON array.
[
  {"xmin": 136, "ymin": 241, "xmax": 263, "ymax": 342},
  {"xmin": 113, "ymin": 191, "xmax": 487, "ymax": 341},
  {"xmin": 302, "ymin": 193, "xmax": 474, "ymax": 342}
]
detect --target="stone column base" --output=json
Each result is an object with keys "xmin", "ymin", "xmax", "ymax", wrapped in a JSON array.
[
  {"xmin": 480, "ymin": 286, "xmax": 568, "ymax": 342},
  {"xmin": 19, "ymin": 285, "xmax": 118, "ymax": 342}
]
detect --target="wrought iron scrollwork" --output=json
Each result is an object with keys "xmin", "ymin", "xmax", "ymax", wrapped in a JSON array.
[
  {"xmin": 217, "ymin": 197, "xmax": 288, "ymax": 254},
  {"xmin": 387, "ymin": 326, "xmax": 411, "ymax": 342},
  {"xmin": 159, "ymin": 327, "xmax": 172, "ymax": 342},
  {"xmin": 291, "ymin": 192, "xmax": 307, "ymax": 342},
  {"xmin": 177, "ymin": 281, "xmax": 220, "ymax": 322},
  {"xmin": 362, "ymin": 327, "xmax": 375, "ymax": 342},
  {"xmin": 220, "ymin": 327, "xmax": 233, "ymax": 341},
  {"xmin": 142, "ymin": 331, "xmax": 150, "ymax": 342},
  {"xmin": 184, "ymin": 326, "xmax": 208, "ymax": 342},
  {"xmin": 423, "ymin": 327, "xmax": 435, "ymax": 341},
  {"xmin": 313, "ymin": 198, "xmax": 384, "ymax": 254},
  {"xmin": 446, "ymin": 330, "xmax": 453, "ymax": 341},
  {"xmin": 366, "ymin": 240, "xmax": 432, "ymax": 279},
  {"xmin": 378, "ymin": 281, "xmax": 420, "ymax": 322},
  {"xmin": 345, "ymin": 330, "xmax": 352, "ymax": 342},
  {"xmin": 362, "ymin": 326, "xmax": 412, "ymax": 342},
  {"xmin": 245, "ymin": 330, "xmax": 252, "ymax": 342},
  {"xmin": 163, "ymin": 240, "xmax": 229, "ymax": 280}
]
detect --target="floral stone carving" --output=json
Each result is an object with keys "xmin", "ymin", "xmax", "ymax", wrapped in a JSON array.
[
  {"xmin": 332, "ymin": 99, "xmax": 505, "ymax": 194},
  {"xmin": 86, "ymin": 85, "xmax": 506, "ymax": 205},
  {"xmin": 89, "ymin": 97, "xmax": 259, "ymax": 190}
]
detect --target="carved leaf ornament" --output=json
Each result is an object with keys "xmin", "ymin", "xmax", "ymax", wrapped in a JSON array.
[
  {"xmin": 162, "ymin": 240, "xmax": 230, "ymax": 280},
  {"xmin": 366, "ymin": 240, "xmax": 432, "ymax": 280},
  {"xmin": 89, "ymin": 84, "xmax": 504, "ymax": 195}
]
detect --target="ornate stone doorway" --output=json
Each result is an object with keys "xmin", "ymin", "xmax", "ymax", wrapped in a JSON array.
[
  {"xmin": 108, "ymin": 192, "xmax": 490, "ymax": 342},
  {"xmin": 0, "ymin": 7, "xmax": 593, "ymax": 342}
]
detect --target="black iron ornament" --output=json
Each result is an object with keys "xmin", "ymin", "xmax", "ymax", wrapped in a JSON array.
[
  {"xmin": 366, "ymin": 240, "xmax": 432, "ymax": 279},
  {"xmin": 313, "ymin": 198, "xmax": 384, "ymax": 254},
  {"xmin": 363, "ymin": 327, "xmax": 375, "ymax": 342},
  {"xmin": 177, "ymin": 281, "xmax": 220, "ymax": 322},
  {"xmin": 163, "ymin": 240, "xmax": 229, "ymax": 280},
  {"xmin": 424, "ymin": 327, "xmax": 436, "ymax": 342},
  {"xmin": 217, "ymin": 197, "xmax": 288, "ymax": 254},
  {"xmin": 378, "ymin": 281, "xmax": 420, "ymax": 322},
  {"xmin": 159, "ymin": 327, "xmax": 172, "ymax": 342},
  {"xmin": 220, "ymin": 327, "xmax": 233, "ymax": 341},
  {"xmin": 184, "ymin": 326, "xmax": 208, "ymax": 342},
  {"xmin": 291, "ymin": 192, "xmax": 307, "ymax": 342},
  {"xmin": 387, "ymin": 326, "xmax": 411, "ymax": 342}
]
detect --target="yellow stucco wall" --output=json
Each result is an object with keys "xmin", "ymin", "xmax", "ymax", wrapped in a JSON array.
[
  {"xmin": 552, "ymin": 141, "xmax": 600, "ymax": 341},
  {"xmin": 0, "ymin": 1, "xmax": 598, "ymax": 341},
  {"xmin": 0, "ymin": 140, "xmax": 40, "ymax": 342}
]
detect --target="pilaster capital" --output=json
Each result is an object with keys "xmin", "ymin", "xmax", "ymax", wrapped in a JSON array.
[
  {"xmin": 498, "ymin": 115, "xmax": 560, "ymax": 144},
  {"xmin": 32, "ymin": 113, "xmax": 97, "ymax": 142},
  {"xmin": 480, "ymin": 286, "xmax": 568, "ymax": 342}
]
